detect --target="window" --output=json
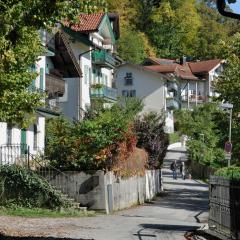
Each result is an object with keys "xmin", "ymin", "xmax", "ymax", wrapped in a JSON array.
[
  {"xmin": 6, "ymin": 124, "xmax": 12, "ymax": 145},
  {"xmin": 92, "ymin": 69, "xmax": 96, "ymax": 84},
  {"xmin": 122, "ymin": 90, "xmax": 136, "ymax": 97},
  {"xmin": 124, "ymin": 72, "xmax": 133, "ymax": 85},
  {"xmin": 33, "ymin": 124, "xmax": 38, "ymax": 150}
]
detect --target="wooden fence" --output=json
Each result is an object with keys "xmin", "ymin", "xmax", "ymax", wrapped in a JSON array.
[{"xmin": 209, "ymin": 176, "xmax": 240, "ymax": 240}]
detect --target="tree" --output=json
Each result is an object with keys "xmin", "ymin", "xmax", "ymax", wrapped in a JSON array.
[
  {"xmin": 214, "ymin": 33, "xmax": 240, "ymax": 163},
  {"xmin": 147, "ymin": 0, "xmax": 201, "ymax": 58},
  {"xmin": 175, "ymin": 104, "xmax": 225, "ymax": 167},
  {"xmin": 117, "ymin": 27, "xmax": 147, "ymax": 63},
  {"xmin": 0, "ymin": 0, "xmax": 107, "ymax": 127}
]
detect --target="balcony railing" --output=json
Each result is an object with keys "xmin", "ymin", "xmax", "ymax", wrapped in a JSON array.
[
  {"xmin": 166, "ymin": 97, "xmax": 180, "ymax": 110},
  {"xmin": 46, "ymin": 74, "xmax": 65, "ymax": 96},
  {"xmin": 90, "ymin": 85, "xmax": 117, "ymax": 101},
  {"xmin": 181, "ymin": 95, "xmax": 205, "ymax": 102},
  {"xmin": 92, "ymin": 50, "xmax": 116, "ymax": 69},
  {"xmin": 28, "ymin": 86, "xmax": 61, "ymax": 114},
  {"xmin": 167, "ymin": 82, "xmax": 178, "ymax": 92}
]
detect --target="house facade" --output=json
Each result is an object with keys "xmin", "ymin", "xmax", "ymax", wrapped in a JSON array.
[
  {"xmin": 115, "ymin": 63, "xmax": 180, "ymax": 133},
  {"xmin": 143, "ymin": 57, "xmax": 224, "ymax": 109},
  {"xmin": 59, "ymin": 13, "xmax": 121, "ymax": 121}
]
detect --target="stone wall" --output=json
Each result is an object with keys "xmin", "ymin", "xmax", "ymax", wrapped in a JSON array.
[{"xmin": 48, "ymin": 169, "xmax": 162, "ymax": 213}]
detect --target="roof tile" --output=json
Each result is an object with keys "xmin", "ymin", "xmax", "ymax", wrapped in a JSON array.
[{"xmin": 63, "ymin": 13, "xmax": 105, "ymax": 33}]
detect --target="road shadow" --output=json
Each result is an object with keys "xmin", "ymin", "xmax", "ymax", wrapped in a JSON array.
[{"xmin": 0, "ymin": 236, "xmax": 94, "ymax": 240}]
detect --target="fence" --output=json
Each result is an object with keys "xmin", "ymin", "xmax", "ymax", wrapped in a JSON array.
[
  {"xmin": 209, "ymin": 176, "xmax": 240, "ymax": 240},
  {"xmin": 0, "ymin": 144, "xmax": 29, "ymax": 166}
]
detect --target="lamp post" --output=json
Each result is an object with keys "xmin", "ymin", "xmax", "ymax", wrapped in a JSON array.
[{"xmin": 220, "ymin": 103, "xmax": 233, "ymax": 167}]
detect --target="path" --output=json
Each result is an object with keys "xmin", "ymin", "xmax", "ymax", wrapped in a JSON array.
[{"xmin": 0, "ymin": 146, "xmax": 209, "ymax": 240}]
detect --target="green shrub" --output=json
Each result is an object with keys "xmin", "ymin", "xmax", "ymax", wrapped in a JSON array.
[
  {"xmin": 134, "ymin": 112, "xmax": 169, "ymax": 169},
  {"xmin": 215, "ymin": 166, "xmax": 240, "ymax": 180},
  {"xmin": 0, "ymin": 165, "xmax": 68, "ymax": 209}
]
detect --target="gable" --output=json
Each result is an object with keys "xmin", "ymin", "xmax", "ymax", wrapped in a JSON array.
[{"xmin": 98, "ymin": 14, "xmax": 116, "ymax": 44}]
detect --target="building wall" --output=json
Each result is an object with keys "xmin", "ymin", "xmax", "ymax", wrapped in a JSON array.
[
  {"xmin": 59, "ymin": 77, "xmax": 79, "ymax": 120},
  {"xmin": 0, "ymin": 56, "xmax": 46, "ymax": 156},
  {"xmin": 47, "ymin": 169, "xmax": 162, "ymax": 213},
  {"xmin": 115, "ymin": 65, "xmax": 165, "ymax": 113}
]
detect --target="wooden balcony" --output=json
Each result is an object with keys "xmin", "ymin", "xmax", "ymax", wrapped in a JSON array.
[
  {"xmin": 46, "ymin": 74, "xmax": 65, "ymax": 96},
  {"xmin": 182, "ymin": 95, "xmax": 205, "ymax": 102}
]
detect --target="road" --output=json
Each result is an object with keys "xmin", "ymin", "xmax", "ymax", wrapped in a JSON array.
[{"xmin": 0, "ymin": 147, "xmax": 209, "ymax": 240}]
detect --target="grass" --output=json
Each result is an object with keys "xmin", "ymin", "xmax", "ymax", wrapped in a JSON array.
[
  {"xmin": 0, "ymin": 206, "xmax": 96, "ymax": 218},
  {"xmin": 168, "ymin": 132, "xmax": 180, "ymax": 144}
]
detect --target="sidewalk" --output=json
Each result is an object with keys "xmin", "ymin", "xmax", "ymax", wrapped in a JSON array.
[{"xmin": 0, "ymin": 147, "xmax": 209, "ymax": 240}]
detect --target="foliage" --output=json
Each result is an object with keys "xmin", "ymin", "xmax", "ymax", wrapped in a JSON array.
[
  {"xmin": 0, "ymin": 165, "xmax": 68, "ymax": 209},
  {"xmin": 134, "ymin": 112, "xmax": 169, "ymax": 169},
  {"xmin": 175, "ymin": 103, "xmax": 225, "ymax": 168},
  {"xmin": 214, "ymin": 33, "xmax": 240, "ymax": 164},
  {"xmin": 117, "ymin": 26, "xmax": 147, "ymax": 63},
  {"xmin": 168, "ymin": 132, "xmax": 180, "ymax": 144},
  {"xmin": 107, "ymin": 0, "xmax": 238, "ymax": 60},
  {"xmin": 215, "ymin": 167, "xmax": 240, "ymax": 180},
  {"xmin": 0, "ymin": 0, "xmax": 106, "ymax": 126},
  {"xmin": 46, "ymin": 99, "xmax": 144, "ymax": 172},
  {"xmin": 0, "ymin": 206, "xmax": 95, "ymax": 218}
]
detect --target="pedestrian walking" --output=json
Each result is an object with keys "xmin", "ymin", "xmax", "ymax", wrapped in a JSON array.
[
  {"xmin": 170, "ymin": 160, "xmax": 177, "ymax": 179},
  {"xmin": 180, "ymin": 161, "xmax": 185, "ymax": 180}
]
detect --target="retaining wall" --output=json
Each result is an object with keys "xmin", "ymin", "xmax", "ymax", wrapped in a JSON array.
[{"xmin": 48, "ymin": 169, "xmax": 162, "ymax": 213}]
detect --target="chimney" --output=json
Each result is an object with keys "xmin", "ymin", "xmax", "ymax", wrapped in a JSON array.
[{"xmin": 180, "ymin": 56, "xmax": 187, "ymax": 65}]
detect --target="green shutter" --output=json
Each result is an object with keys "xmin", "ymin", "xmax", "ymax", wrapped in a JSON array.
[
  {"xmin": 21, "ymin": 129, "xmax": 27, "ymax": 155},
  {"xmin": 40, "ymin": 67, "xmax": 44, "ymax": 90}
]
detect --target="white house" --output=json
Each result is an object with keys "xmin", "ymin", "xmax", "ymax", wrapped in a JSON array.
[
  {"xmin": 59, "ymin": 13, "xmax": 121, "ymax": 121},
  {"xmin": 115, "ymin": 63, "xmax": 180, "ymax": 133},
  {"xmin": 143, "ymin": 57, "xmax": 224, "ymax": 109}
]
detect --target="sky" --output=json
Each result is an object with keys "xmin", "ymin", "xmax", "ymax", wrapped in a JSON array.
[{"xmin": 227, "ymin": 1, "xmax": 240, "ymax": 14}]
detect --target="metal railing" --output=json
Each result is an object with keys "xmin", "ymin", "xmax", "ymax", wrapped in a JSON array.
[
  {"xmin": 92, "ymin": 50, "xmax": 116, "ymax": 69},
  {"xmin": 0, "ymin": 144, "xmax": 76, "ymax": 197},
  {"xmin": 29, "ymin": 153, "xmax": 76, "ymax": 196},
  {"xmin": 90, "ymin": 85, "xmax": 117, "ymax": 101}
]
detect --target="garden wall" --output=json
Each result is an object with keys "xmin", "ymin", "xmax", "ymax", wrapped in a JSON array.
[{"xmin": 48, "ymin": 169, "xmax": 162, "ymax": 213}]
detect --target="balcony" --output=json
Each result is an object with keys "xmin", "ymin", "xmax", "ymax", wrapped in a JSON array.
[
  {"xmin": 167, "ymin": 82, "xmax": 178, "ymax": 92},
  {"xmin": 90, "ymin": 85, "xmax": 117, "ymax": 102},
  {"xmin": 92, "ymin": 50, "xmax": 116, "ymax": 69},
  {"xmin": 182, "ymin": 95, "xmax": 205, "ymax": 102},
  {"xmin": 166, "ymin": 97, "xmax": 180, "ymax": 110},
  {"xmin": 46, "ymin": 74, "xmax": 65, "ymax": 96}
]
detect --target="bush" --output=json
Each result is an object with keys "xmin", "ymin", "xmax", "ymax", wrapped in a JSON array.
[
  {"xmin": 215, "ymin": 166, "xmax": 240, "ymax": 180},
  {"xmin": 45, "ymin": 99, "xmax": 144, "ymax": 172},
  {"xmin": 134, "ymin": 112, "xmax": 169, "ymax": 169},
  {"xmin": 0, "ymin": 165, "xmax": 67, "ymax": 209}
]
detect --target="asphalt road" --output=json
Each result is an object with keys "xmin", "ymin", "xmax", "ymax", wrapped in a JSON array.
[{"xmin": 0, "ymin": 147, "xmax": 209, "ymax": 240}]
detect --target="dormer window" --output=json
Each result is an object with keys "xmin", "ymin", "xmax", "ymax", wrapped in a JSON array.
[{"xmin": 124, "ymin": 72, "xmax": 133, "ymax": 85}]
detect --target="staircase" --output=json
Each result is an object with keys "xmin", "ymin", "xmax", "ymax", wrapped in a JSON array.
[{"xmin": 29, "ymin": 154, "xmax": 86, "ymax": 211}]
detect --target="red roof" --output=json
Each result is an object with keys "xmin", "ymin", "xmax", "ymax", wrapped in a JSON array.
[
  {"xmin": 145, "ymin": 64, "xmax": 198, "ymax": 80},
  {"xmin": 145, "ymin": 57, "xmax": 176, "ymax": 65},
  {"xmin": 63, "ymin": 13, "xmax": 105, "ymax": 33},
  {"xmin": 188, "ymin": 59, "xmax": 222, "ymax": 73}
]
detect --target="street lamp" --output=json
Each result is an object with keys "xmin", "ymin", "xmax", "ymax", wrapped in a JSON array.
[{"xmin": 220, "ymin": 102, "xmax": 233, "ymax": 167}]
